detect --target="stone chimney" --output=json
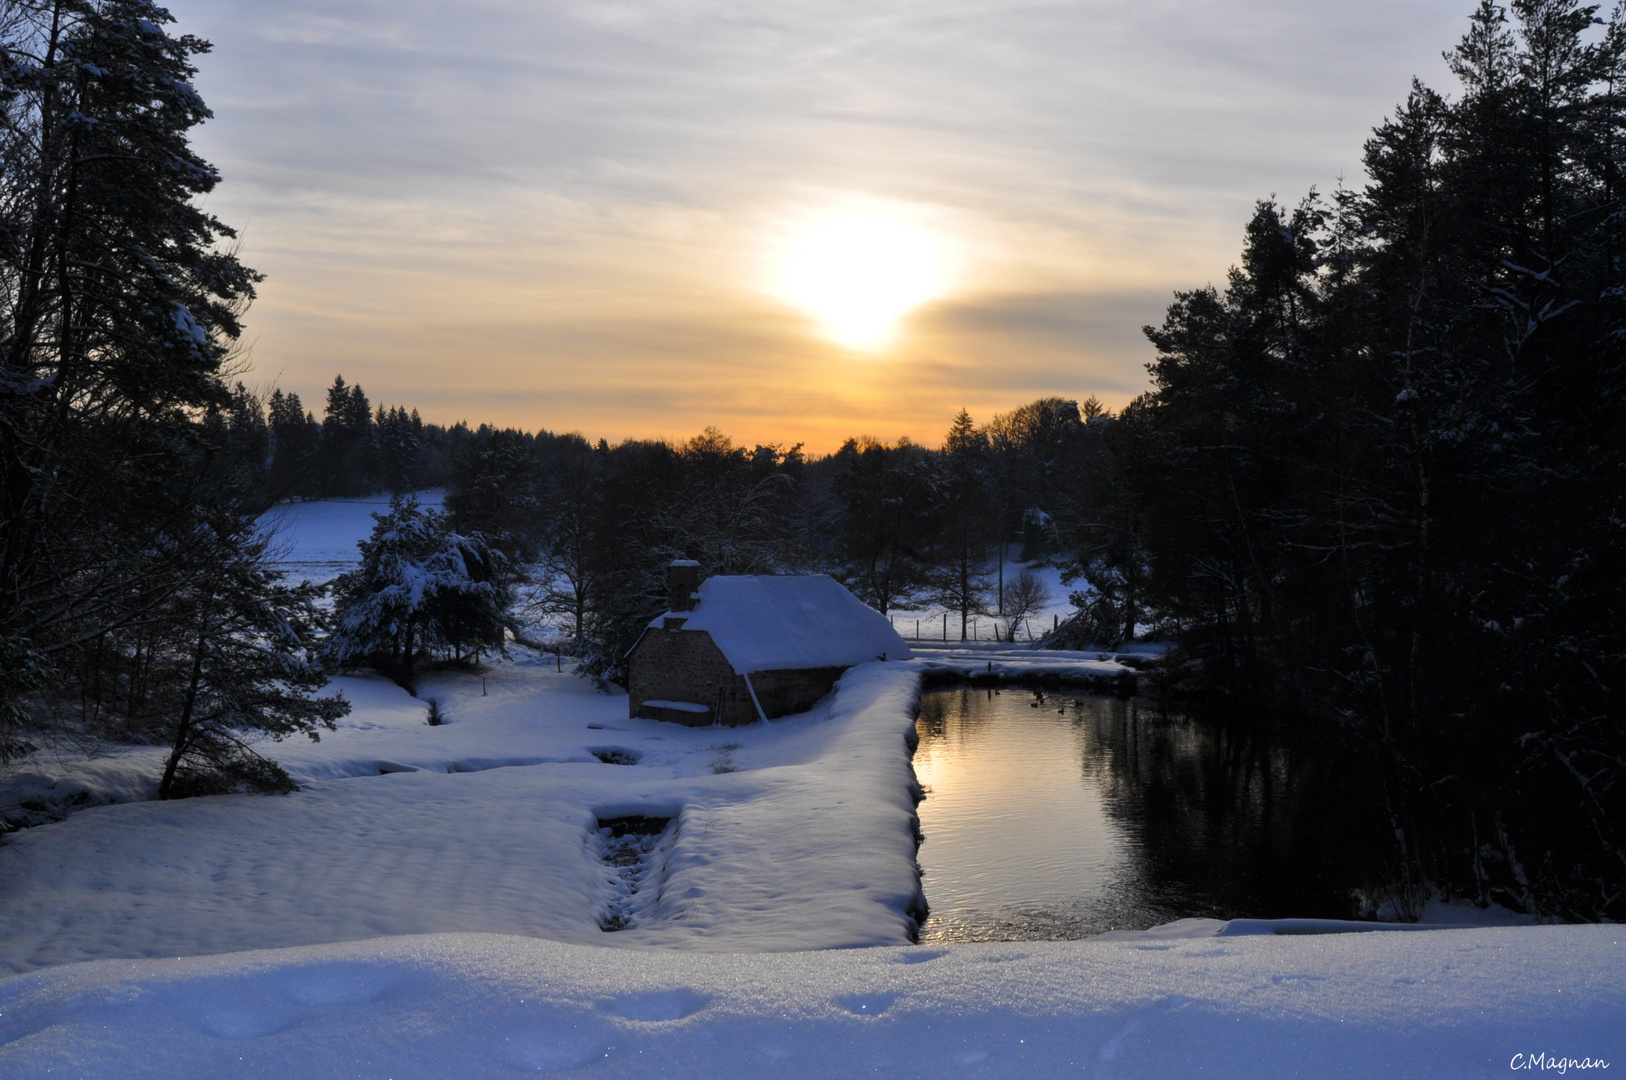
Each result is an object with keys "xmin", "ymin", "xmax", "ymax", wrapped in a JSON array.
[{"xmin": 666, "ymin": 560, "xmax": 702, "ymax": 613}]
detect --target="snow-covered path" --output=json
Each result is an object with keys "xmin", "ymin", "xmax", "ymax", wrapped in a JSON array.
[
  {"xmin": 0, "ymin": 657, "xmax": 926, "ymax": 972},
  {"xmin": 2, "ymin": 926, "xmax": 1619, "ymax": 1079}
]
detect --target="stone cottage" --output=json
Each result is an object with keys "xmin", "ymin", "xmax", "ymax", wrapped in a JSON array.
[{"xmin": 626, "ymin": 561, "xmax": 913, "ymax": 726}]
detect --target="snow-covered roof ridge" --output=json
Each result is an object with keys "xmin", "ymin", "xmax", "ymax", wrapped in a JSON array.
[{"xmin": 655, "ymin": 574, "xmax": 913, "ymax": 674}]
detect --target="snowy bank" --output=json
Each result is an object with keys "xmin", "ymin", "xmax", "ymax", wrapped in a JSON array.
[
  {"xmin": 909, "ymin": 643, "xmax": 1140, "ymax": 693},
  {"xmin": 0, "ymin": 926, "xmax": 1618, "ymax": 1079},
  {"xmin": 0, "ymin": 657, "xmax": 926, "ymax": 971}
]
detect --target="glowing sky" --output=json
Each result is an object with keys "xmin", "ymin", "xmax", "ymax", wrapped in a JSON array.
[{"xmin": 173, "ymin": 0, "xmax": 1470, "ymax": 450}]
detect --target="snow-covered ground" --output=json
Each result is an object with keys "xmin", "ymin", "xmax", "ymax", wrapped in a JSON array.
[
  {"xmin": 1, "ymin": 926, "xmax": 1619, "ymax": 1078},
  {"xmin": 258, "ymin": 490, "xmax": 444, "ymax": 585},
  {"xmin": 0, "ymin": 656, "xmax": 927, "ymax": 971},
  {"xmin": 909, "ymin": 642, "xmax": 1138, "ymax": 685},
  {"xmin": 890, "ymin": 554, "xmax": 1078, "ymax": 644},
  {"xmin": 1, "ymin": 500, "xmax": 1620, "ymax": 1077}
]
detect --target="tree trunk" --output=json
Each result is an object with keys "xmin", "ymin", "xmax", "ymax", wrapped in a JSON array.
[{"xmin": 158, "ymin": 622, "xmax": 208, "ymax": 800}]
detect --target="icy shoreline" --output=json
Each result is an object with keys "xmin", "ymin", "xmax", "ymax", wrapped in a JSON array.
[{"xmin": 908, "ymin": 644, "xmax": 1142, "ymax": 694}]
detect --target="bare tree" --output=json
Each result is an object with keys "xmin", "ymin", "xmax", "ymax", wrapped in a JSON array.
[{"xmin": 1001, "ymin": 568, "xmax": 1051, "ymax": 641}]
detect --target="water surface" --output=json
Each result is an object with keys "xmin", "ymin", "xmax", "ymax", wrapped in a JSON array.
[{"xmin": 912, "ymin": 686, "xmax": 1384, "ymax": 942}]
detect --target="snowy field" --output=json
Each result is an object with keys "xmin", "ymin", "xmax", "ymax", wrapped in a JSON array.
[
  {"xmin": 0, "ymin": 495, "xmax": 1621, "ymax": 1077},
  {"xmin": 890, "ymin": 555, "xmax": 1078, "ymax": 644},
  {"xmin": 910, "ymin": 642, "xmax": 1142, "ymax": 686},
  {"xmin": 258, "ymin": 490, "xmax": 444, "ymax": 584}
]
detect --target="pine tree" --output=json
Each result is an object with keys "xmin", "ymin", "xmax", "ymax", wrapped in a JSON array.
[
  {"xmin": 933, "ymin": 410, "xmax": 993, "ymax": 639},
  {"xmin": 222, "ymin": 382, "xmax": 269, "ymax": 505},
  {"xmin": 1125, "ymin": 0, "xmax": 1626, "ymax": 916},
  {"xmin": 374, "ymin": 405, "xmax": 423, "ymax": 494},
  {"xmin": 149, "ymin": 511, "xmax": 350, "ymax": 799},
  {"xmin": 831, "ymin": 437, "xmax": 942, "ymax": 614},
  {"xmin": 267, "ymin": 389, "xmax": 319, "ymax": 500},
  {"xmin": 0, "ymin": 0, "xmax": 261, "ymax": 756}
]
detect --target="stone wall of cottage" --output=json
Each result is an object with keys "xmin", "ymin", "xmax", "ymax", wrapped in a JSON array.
[
  {"xmin": 627, "ymin": 628, "xmax": 738, "ymax": 725},
  {"xmin": 627, "ymin": 629, "xmax": 850, "ymax": 727},
  {"xmin": 744, "ymin": 666, "xmax": 846, "ymax": 719}
]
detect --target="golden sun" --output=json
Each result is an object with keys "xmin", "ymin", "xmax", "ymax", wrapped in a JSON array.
[{"xmin": 774, "ymin": 208, "xmax": 953, "ymax": 350}]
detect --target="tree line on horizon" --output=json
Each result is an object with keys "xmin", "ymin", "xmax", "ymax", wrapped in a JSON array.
[
  {"xmin": 217, "ymin": 377, "xmax": 1122, "ymax": 667},
  {"xmin": 0, "ymin": 0, "xmax": 1621, "ymax": 921}
]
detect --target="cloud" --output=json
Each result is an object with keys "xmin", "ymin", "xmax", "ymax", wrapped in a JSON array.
[{"xmin": 172, "ymin": 0, "xmax": 1475, "ymax": 448}]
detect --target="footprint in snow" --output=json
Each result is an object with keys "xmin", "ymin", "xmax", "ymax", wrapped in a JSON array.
[
  {"xmin": 188, "ymin": 997, "xmax": 302, "ymax": 1040},
  {"xmin": 836, "ymin": 992, "xmax": 899, "ymax": 1017},
  {"xmin": 280, "ymin": 963, "xmax": 403, "ymax": 1006},
  {"xmin": 600, "ymin": 988, "xmax": 711, "ymax": 1022},
  {"xmin": 497, "ymin": 1022, "xmax": 607, "ymax": 1072}
]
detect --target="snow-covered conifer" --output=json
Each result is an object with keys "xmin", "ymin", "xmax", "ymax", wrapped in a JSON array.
[{"xmin": 328, "ymin": 496, "xmax": 511, "ymax": 677}]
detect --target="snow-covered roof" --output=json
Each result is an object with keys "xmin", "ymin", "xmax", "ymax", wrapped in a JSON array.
[{"xmin": 653, "ymin": 575, "xmax": 912, "ymax": 674}]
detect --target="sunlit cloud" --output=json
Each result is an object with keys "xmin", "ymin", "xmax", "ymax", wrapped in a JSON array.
[{"xmin": 172, "ymin": 0, "xmax": 1473, "ymax": 448}]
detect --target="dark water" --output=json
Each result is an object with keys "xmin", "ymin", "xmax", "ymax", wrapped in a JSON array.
[{"xmin": 912, "ymin": 686, "xmax": 1386, "ymax": 942}]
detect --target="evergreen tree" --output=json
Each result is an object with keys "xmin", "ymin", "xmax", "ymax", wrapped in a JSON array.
[
  {"xmin": 932, "ymin": 410, "xmax": 993, "ymax": 639},
  {"xmin": 374, "ymin": 405, "xmax": 424, "ymax": 494},
  {"xmin": 445, "ymin": 424, "xmax": 537, "ymax": 554},
  {"xmin": 1126, "ymin": 0, "xmax": 1626, "ymax": 916},
  {"xmin": 328, "ymin": 496, "xmax": 510, "ymax": 678},
  {"xmin": 829, "ymin": 437, "xmax": 942, "ymax": 614},
  {"xmin": 1053, "ymin": 401, "xmax": 1146, "ymax": 648},
  {"xmin": 318, "ymin": 374, "xmax": 375, "ymax": 496},
  {"xmin": 222, "ymin": 382, "xmax": 269, "ymax": 505},
  {"xmin": 148, "ymin": 511, "xmax": 349, "ymax": 799},
  {"xmin": 0, "ymin": 0, "xmax": 262, "ymax": 757},
  {"xmin": 267, "ymin": 389, "xmax": 319, "ymax": 500}
]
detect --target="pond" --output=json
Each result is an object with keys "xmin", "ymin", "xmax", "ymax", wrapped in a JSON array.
[{"xmin": 911, "ymin": 686, "xmax": 1388, "ymax": 942}]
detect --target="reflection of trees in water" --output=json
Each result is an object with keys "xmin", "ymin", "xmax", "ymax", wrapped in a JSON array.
[
  {"xmin": 915, "ymin": 686, "xmax": 1007, "ymax": 747},
  {"xmin": 912, "ymin": 686, "xmax": 1392, "ymax": 936},
  {"xmin": 1074, "ymin": 696, "xmax": 1387, "ymax": 920}
]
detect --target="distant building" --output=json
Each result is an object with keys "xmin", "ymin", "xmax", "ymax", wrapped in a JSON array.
[{"xmin": 627, "ymin": 561, "xmax": 912, "ymax": 726}]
